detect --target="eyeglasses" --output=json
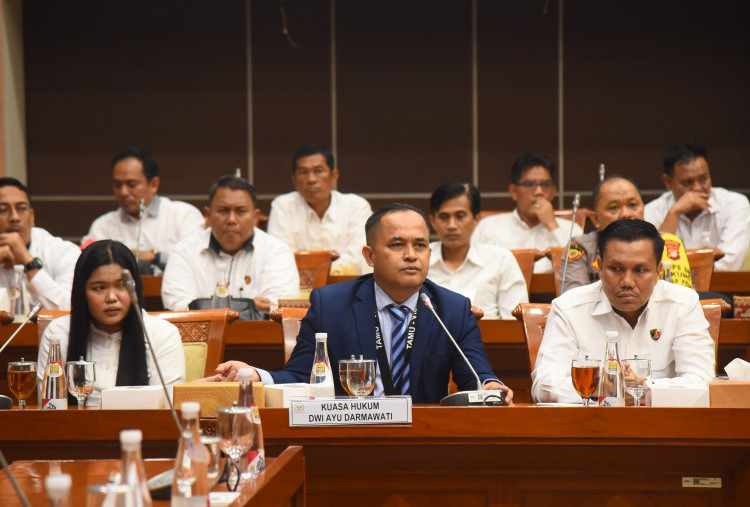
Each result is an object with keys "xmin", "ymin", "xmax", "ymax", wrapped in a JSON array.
[
  {"xmin": 0, "ymin": 204, "xmax": 31, "ymax": 217},
  {"xmin": 517, "ymin": 180, "xmax": 555, "ymax": 191}
]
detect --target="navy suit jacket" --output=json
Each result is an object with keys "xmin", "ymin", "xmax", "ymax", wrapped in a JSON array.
[{"xmin": 269, "ymin": 275, "xmax": 499, "ymax": 404}]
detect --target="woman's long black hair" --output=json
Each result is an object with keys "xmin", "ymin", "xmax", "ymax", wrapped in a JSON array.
[{"xmin": 66, "ymin": 240, "xmax": 149, "ymax": 387}]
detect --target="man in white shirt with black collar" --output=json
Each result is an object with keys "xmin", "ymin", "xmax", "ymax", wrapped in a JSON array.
[
  {"xmin": 267, "ymin": 143, "xmax": 372, "ymax": 275},
  {"xmin": 0, "ymin": 177, "xmax": 80, "ymax": 311},
  {"xmin": 532, "ymin": 219, "xmax": 715, "ymax": 404},
  {"xmin": 473, "ymin": 152, "xmax": 582, "ymax": 273},
  {"xmin": 428, "ymin": 182, "xmax": 528, "ymax": 319},
  {"xmin": 162, "ymin": 175, "xmax": 299, "ymax": 312},
  {"xmin": 82, "ymin": 147, "xmax": 205, "ymax": 272},
  {"xmin": 644, "ymin": 140, "xmax": 750, "ymax": 271}
]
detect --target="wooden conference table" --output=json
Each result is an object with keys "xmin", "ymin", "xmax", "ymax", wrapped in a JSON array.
[
  {"xmin": 2, "ymin": 317, "xmax": 750, "ymax": 404},
  {"xmin": 1, "ymin": 406, "xmax": 748, "ymax": 506},
  {"xmin": 0, "ymin": 446, "xmax": 305, "ymax": 506}
]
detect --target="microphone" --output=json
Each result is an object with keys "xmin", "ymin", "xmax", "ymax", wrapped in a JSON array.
[
  {"xmin": 122, "ymin": 269, "xmax": 183, "ymax": 434},
  {"xmin": 559, "ymin": 193, "xmax": 581, "ymax": 295},
  {"xmin": 598, "ymin": 163, "xmax": 606, "ymax": 182},
  {"xmin": 419, "ymin": 294, "xmax": 506, "ymax": 407},
  {"xmin": 135, "ymin": 198, "xmax": 146, "ymax": 265},
  {"xmin": 0, "ymin": 303, "xmax": 42, "ymax": 356},
  {"xmin": 0, "ymin": 449, "xmax": 31, "ymax": 506}
]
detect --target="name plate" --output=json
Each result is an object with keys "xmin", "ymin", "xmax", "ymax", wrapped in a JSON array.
[{"xmin": 288, "ymin": 396, "xmax": 412, "ymax": 426}]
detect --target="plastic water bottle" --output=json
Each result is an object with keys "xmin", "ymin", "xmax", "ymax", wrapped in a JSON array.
[
  {"xmin": 210, "ymin": 277, "xmax": 230, "ymax": 309},
  {"xmin": 11, "ymin": 265, "xmax": 28, "ymax": 320},
  {"xmin": 120, "ymin": 430, "xmax": 152, "ymax": 506},
  {"xmin": 41, "ymin": 336, "xmax": 67, "ymax": 410},
  {"xmin": 45, "ymin": 473, "xmax": 71, "ymax": 507},
  {"xmin": 238, "ymin": 368, "xmax": 265, "ymax": 481},
  {"xmin": 598, "ymin": 331, "xmax": 625, "ymax": 407},
  {"xmin": 309, "ymin": 333, "xmax": 335, "ymax": 398},
  {"xmin": 172, "ymin": 402, "xmax": 209, "ymax": 506}
]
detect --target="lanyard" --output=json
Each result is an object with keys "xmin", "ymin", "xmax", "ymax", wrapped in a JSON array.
[{"xmin": 373, "ymin": 299, "xmax": 419, "ymax": 395}]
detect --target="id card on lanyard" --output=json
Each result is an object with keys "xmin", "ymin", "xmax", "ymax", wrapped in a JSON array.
[{"xmin": 373, "ymin": 300, "xmax": 419, "ymax": 395}]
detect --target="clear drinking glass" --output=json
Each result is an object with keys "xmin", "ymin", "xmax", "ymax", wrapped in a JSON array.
[
  {"xmin": 623, "ymin": 357, "xmax": 651, "ymax": 407},
  {"xmin": 7, "ymin": 358, "xmax": 36, "ymax": 409},
  {"xmin": 338, "ymin": 357, "xmax": 355, "ymax": 396},
  {"xmin": 571, "ymin": 357, "xmax": 601, "ymax": 407},
  {"xmin": 346, "ymin": 358, "xmax": 376, "ymax": 399},
  {"xmin": 66, "ymin": 357, "xmax": 96, "ymax": 409},
  {"xmin": 217, "ymin": 406, "xmax": 254, "ymax": 484},
  {"xmin": 200, "ymin": 433, "xmax": 222, "ymax": 488}
]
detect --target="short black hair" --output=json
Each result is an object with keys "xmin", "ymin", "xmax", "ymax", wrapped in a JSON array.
[
  {"xmin": 208, "ymin": 175, "xmax": 257, "ymax": 207},
  {"xmin": 598, "ymin": 219, "xmax": 664, "ymax": 265},
  {"xmin": 429, "ymin": 182, "xmax": 481, "ymax": 216},
  {"xmin": 0, "ymin": 177, "xmax": 31, "ymax": 202},
  {"xmin": 365, "ymin": 203, "xmax": 429, "ymax": 246},
  {"xmin": 662, "ymin": 141, "xmax": 708, "ymax": 176},
  {"xmin": 112, "ymin": 147, "xmax": 160, "ymax": 181},
  {"xmin": 592, "ymin": 174, "xmax": 641, "ymax": 209},
  {"xmin": 511, "ymin": 153, "xmax": 555, "ymax": 184},
  {"xmin": 292, "ymin": 143, "xmax": 335, "ymax": 173}
]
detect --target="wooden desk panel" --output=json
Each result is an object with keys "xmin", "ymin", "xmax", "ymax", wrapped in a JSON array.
[
  {"xmin": 2, "ymin": 406, "xmax": 747, "ymax": 505},
  {"xmin": 0, "ymin": 446, "xmax": 305, "ymax": 507}
]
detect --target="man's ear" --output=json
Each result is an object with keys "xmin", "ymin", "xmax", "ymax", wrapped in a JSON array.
[
  {"xmin": 508, "ymin": 183, "xmax": 518, "ymax": 202},
  {"xmin": 661, "ymin": 173, "xmax": 672, "ymax": 190},
  {"xmin": 589, "ymin": 209, "xmax": 600, "ymax": 230},
  {"xmin": 362, "ymin": 245, "xmax": 374, "ymax": 267},
  {"xmin": 149, "ymin": 176, "xmax": 161, "ymax": 193}
]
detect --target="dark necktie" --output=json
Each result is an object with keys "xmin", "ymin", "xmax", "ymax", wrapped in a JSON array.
[{"xmin": 387, "ymin": 304, "xmax": 410, "ymax": 395}]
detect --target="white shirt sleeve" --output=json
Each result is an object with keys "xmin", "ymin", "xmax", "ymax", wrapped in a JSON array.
[
  {"xmin": 496, "ymin": 251, "xmax": 529, "ymax": 319},
  {"xmin": 27, "ymin": 236, "xmax": 80, "ymax": 311},
  {"xmin": 145, "ymin": 314, "xmax": 186, "ymax": 395},
  {"xmin": 713, "ymin": 192, "xmax": 750, "ymax": 271},
  {"xmin": 266, "ymin": 198, "xmax": 294, "ymax": 249},
  {"xmin": 531, "ymin": 303, "xmax": 586, "ymax": 404}
]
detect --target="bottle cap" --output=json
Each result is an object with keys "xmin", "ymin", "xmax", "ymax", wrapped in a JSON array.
[
  {"xmin": 238, "ymin": 368, "xmax": 254, "ymax": 381},
  {"xmin": 45, "ymin": 473, "xmax": 72, "ymax": 497},
  {"xmin": 181, "ymin": 401, "xmax": 200, "ymax": 418},
  {"xmin": 315, "ymin": 333, "xmax": 327, "ymax": 340},
  {"xmin": 605, "ymin": 330, "xmax": 619, "ymax": 341},
  {"xmin": 119, "ymin": 429, "xmax": 143, "ymax": 450}
]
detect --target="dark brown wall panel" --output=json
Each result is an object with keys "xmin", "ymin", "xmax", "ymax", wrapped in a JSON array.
[
  {"xmin": 564, "ymin": 0, "xmax": 750, "ymax": 196},
  {"xmin": 336, "ymin": 1, "xmax": 473, "ymax": 194},
  {"xmin": 477, "ymin": 1, "xmax": 559, "ymax": 195},
  {"xmin": 24, "ymin": 1, "xmax": 247, "ymax": 238},
  {"xmin": 250, "ymin": 0, "xmax": 332, "ymax": 198}
]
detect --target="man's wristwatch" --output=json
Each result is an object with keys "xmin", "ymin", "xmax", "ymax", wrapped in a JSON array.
[{"xmin": 24, "ymin": 257, "xmax": 43, "ymax": 273}]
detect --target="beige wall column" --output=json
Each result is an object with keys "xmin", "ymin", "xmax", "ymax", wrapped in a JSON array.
[{"xmin": 1, "ymin": 0, "xmax": 25, "ymax": 181}]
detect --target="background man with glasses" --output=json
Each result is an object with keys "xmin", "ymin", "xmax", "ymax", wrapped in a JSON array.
[
  {"xmin": 474, "ymin": 153, "xmax": 582, "ymax": 272},
  {"xmin": 0, "ymin": 178, "xmax": 80, "ymax": 311}
]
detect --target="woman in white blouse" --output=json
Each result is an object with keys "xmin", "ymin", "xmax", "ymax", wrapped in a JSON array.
[{"xmin": 37, "ymin": 240, "xmax": 185, "ymax": 406}]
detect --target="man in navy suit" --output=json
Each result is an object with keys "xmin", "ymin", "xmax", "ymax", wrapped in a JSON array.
[{"xmin": 207, "ymin": 203, "xmax": 513, "ymax": 404}]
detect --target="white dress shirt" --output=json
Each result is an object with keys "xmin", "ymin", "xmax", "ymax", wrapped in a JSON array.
[
  {"xmin": 428, "ymin": 241, "xmax": 528, "ymax": 319},
  {"xmin": 161, "ymin": 227, "xmax": 300, "ymax": 311},
  {"xmin": 473, "ymin": 209, "xmax": 583, "ymax": 273},
  {"xmin": 267, "ymin": 190, "xmax": 372, "ymax": 275},
  {"xmin": 531, "ymin": 280, "xmax": 715, "ymax": 404},
  {"xmin": 644, "ymin": 187, "xmax": 750, "ymax": 271},
  {"xmin": 0, "ymin": 227, "xmax": 80, "ymax": 312},
  {"xmin": 37, "ymin": 312, "xmax": 186, "ymax": 406},
  {"xmin": 82, "ymin": 195, "xmax": 205, "ymax": 267}
]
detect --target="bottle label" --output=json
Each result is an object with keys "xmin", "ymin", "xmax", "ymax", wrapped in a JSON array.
[
  {"xmin": 605, "ymin": 360, "xmax": 619, "ymax": 374},
  {"xmin": 46, "ymin": 361, "xmax": 63, "ymax": 378},
  {"xmin": 599, "ymin": 396, "xmax": 625, "ymax": 407},
  {"xmin": 313, "ymin": 361, "xmax": 327, "ymax": 375},
  {"xmin": 42, "ymin": 398, "xmax": 68, "ymax": 410},
  {"xmin": 247, "ymin": 449, "xmax": 265, "ymax": 474}
]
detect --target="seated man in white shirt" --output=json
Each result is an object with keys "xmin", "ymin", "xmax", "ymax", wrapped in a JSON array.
[
  {"xmin": 267, "ymin": 143, "xmax": 372, "ymax": 275},
  {"xmin": 162, "ymin": 175, "xmax": 300, "ymax": 313},
  {"xmin": 644, "ymin": 141, "xmax": 750, "ymax": 271},
  {"xmin": 82, "ymin": 147, "xmax": 205, "ymax": 272},
  {"xmin": 0, "ymin": 178, "xmax": 80, "ymax": 311},
  {"xmin": 532, "ymin": 219, "xmax": 715, "ymax": 404},
  {"xmin": 473, "ymin": 153, "xmax": 583, "ymax": 273},
  {"xmin": 427, "ymin": 182, "xmax": 528, "ymax": 319}
]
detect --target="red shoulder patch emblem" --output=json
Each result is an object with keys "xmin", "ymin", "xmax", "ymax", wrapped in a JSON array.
[{"xmin": 567, "ymin": 242, "xmax": 586, "ymax": 262}]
